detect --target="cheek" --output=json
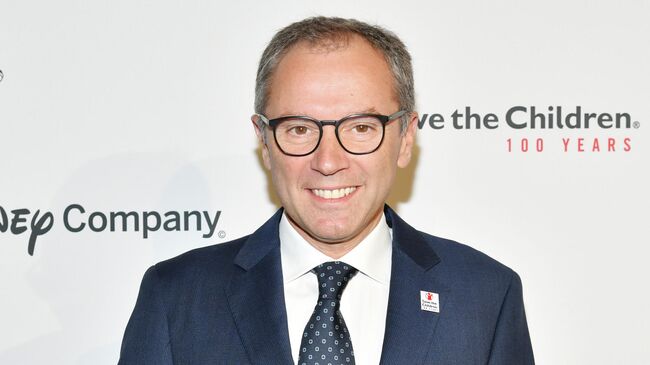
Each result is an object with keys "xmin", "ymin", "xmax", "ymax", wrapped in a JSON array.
[
  {"xmin": 358, "ymin": 153, "xmax": 396, "ymax": 188},
  {"xmin": 367, "ymin": 142, "xmax": 401, "ymax": 187},
  {"xmin": 269, "ymin": 158, "xmax": 289, "ymax": 186},
  {"xmin": 268, "ymin": 152, "xmax": 305, "ymax": 192},
  {"xmin": 377, "ymin": 139, "xmax": 402, "ymax": 168}
]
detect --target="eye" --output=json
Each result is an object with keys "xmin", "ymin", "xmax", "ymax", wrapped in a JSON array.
[
  {"xmin": 278, "ymin": 119, "xmax": 319, "ymax": 138},
  {"xmin": 346, "ymin": 121, "xmax": 379, "ymax": 134},
  {"xmin": 353, "ymin": 124, "xmax": 373, "ymax": 133},
  {"xmin": 289, "ymin": 125, "xmax": 309, "ymax": 135}
]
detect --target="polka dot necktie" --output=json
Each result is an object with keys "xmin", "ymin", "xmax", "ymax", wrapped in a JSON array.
[{"xmin": 298, "ymin": 261, "xmax": 358, "ymax": 365}]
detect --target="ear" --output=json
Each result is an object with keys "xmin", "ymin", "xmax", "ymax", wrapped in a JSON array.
[
  {"xmin": 251, "ymin": 115, "xmax": 272, "ymax": 170},
  {"xmin": 397, "ymin": 112, "xmax": 417, "ymax": 168}
]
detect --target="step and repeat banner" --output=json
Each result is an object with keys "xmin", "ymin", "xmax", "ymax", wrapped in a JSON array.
[{"xmin": 1, "ymin": 1, "xmax": 648, "ymax": 364}]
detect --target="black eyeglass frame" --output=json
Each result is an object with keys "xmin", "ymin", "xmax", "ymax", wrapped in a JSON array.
[{"xmin": 254, "ymin": 110, "xmax": 408, "ymax": 157}]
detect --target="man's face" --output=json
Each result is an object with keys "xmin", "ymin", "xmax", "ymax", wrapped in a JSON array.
[{"xmin": 255, "ymin": 35, "xmax": 416, "ymax": 254}]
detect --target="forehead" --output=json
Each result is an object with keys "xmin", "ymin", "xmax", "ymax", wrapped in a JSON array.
[{"xmin": 265, "ymin": 35, "xmax": 397, "ymax": 118}]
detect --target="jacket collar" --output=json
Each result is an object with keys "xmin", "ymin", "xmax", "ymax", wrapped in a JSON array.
[
  {"xmin": 383, "ymin": 204, "xmax": 441, "ymax": 270},
  {"xmin": 233, "ymin": 207, "xmax": 284, "ymax": 271}
]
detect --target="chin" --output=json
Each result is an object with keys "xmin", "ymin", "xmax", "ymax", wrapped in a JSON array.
[
  {"xmin": 311, "ymin": 230, "xmax": 355, "ymax": 244},
  {"xmin": 306, "ymin": 220, "xmax": 354, "ymax": 242}
]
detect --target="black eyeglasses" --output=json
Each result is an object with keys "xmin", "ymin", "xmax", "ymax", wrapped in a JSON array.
[{"xmin": 254, "ymin": 110, "xmax": 407, "ymax": 156}]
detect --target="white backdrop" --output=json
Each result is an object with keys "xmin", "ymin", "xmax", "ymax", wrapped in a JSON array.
[{"xmin": 1, "ymin": 1, "xmax": 648, "ymax": 364}]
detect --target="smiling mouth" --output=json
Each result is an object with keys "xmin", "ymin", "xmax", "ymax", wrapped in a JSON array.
[{"xmin": 310, "ymin": 187, "xmax": 357, "ymax": 199}]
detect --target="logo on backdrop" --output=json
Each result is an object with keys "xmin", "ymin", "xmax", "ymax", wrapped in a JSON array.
[
  {"xmin": 0, "ymin": 204, "xmax": 223, "ymax": 256},
  {"xmin": 417, "ymin": 105, "xmax": 640, "ymax": 153}
]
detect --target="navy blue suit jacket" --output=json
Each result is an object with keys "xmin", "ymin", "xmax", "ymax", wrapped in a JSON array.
[{"xmin": 119, "ymin": 206, "xmax": 534, "ymax": 364}]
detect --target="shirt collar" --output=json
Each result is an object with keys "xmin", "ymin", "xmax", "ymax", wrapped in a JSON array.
[{"xmin": 279, "ymin": 211, "xmax": 392, "ymax": 285}]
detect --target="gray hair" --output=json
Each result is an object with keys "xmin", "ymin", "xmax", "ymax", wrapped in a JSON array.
[{"xmin": 254, "ymin": 16, "xmax": 414, "ymax": 134}]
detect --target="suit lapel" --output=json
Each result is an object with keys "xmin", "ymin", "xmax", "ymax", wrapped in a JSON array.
[
  {"xmin": 226, "ymin": 209, "xmax": 294, "ymax": 365},
  {"xmin": 379, "ymin": 206, "xmax": 451, "ymax": 365}
]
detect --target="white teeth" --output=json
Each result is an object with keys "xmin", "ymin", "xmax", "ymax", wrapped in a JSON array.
[{"xmin": 312, "ymin": 187, "xmax": 356, "ymax": 199}]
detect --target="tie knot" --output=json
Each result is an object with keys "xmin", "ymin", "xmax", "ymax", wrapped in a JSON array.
[{"xmin": 314, "ymin": 261, "xmax": 357, "ymax": 301}]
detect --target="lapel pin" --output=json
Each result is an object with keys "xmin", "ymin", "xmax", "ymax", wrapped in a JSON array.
[{"xmin": 420, "ymin": 291, "xmax": 440, "ymax": 313}]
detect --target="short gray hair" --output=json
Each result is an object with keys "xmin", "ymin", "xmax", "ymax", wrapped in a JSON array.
[{"xmin": 254, "ymin": 16, "xmax": 414, "ymax": 133}]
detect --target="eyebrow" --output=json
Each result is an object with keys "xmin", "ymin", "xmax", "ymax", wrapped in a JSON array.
[{"xmin": 274, "ymin": 107, "xmax": 380, "ymax": 118}]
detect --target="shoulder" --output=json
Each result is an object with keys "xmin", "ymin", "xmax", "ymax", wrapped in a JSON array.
[
  {"xmin": 385, "ymin": 205, "xmax": 518, "ymax": 288},
  {"xmin": 416, "ymin": 230, "xmax": 518, "ymax": 288},
  {"xmin": 147, "ymin": 235, "xmax": 249, "ymax": 287},
  {"xmin": 141, "ymin": 208, "xmax": 285, "ymax": 290}
]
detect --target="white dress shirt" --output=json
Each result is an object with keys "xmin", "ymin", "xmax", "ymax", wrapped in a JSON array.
[{"xmin": 280, "ymin": 212, "xmax": 393, "ymax": 365}]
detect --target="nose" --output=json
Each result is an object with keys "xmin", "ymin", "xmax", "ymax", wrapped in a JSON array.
[{"xmin": 310, "ymin": 126, "xmax": 349, "ymax": 176}]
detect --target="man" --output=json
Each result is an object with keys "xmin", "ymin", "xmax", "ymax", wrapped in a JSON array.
[{"xmin": 119, "ymin": 16, "xmax": 534, "ymax": 365}]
